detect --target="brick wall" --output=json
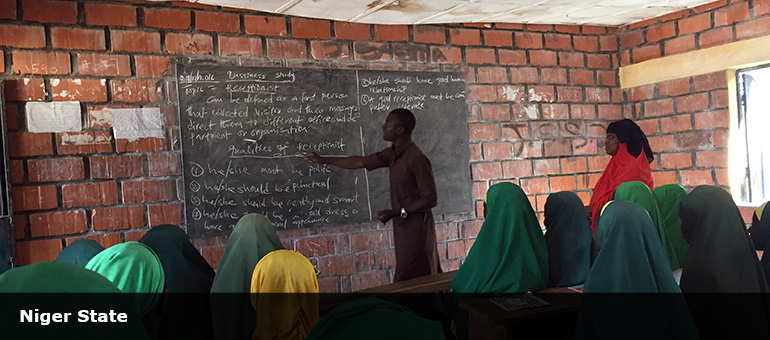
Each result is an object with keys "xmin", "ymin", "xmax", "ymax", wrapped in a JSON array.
[{"xmin": 4, "ymin": 0, "xmax": 622, "ymax": 292}]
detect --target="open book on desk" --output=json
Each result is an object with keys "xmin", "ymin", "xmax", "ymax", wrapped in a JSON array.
[{"xmin": 488, "ymin": 291, "xmax": 552, "ymax": 312}]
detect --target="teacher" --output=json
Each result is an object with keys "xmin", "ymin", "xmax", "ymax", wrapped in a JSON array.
[{"xmin": 305, "ymin": 108, "xmax": 441, "ymax": 282}]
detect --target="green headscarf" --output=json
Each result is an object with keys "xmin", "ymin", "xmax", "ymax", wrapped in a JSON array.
[
  {"xmin": 210, "ymin": 213, "xmax": 284, "ymax": 340},
  {"xmin": 0, "ymin": 262, "xmax": 150, "ymax": 339},
  {"xmin": 576, "ymin": 200, "xmax": 697, "ymax": 339},
  {"xmin": 544, "ymin": 191, "xmax": 593, "ymax": 287},
  {"xmin": 653, "ymin": 184, "xmax": 690, "ymax": 269},
  {"xmin": 56, "ymin": 238, "xmax": 104, "ymax": 267},
  {"xmin": 139, "ymin": 225, "xmax": 215, "ymax": 340},
  {"xmin": 306, "ymin": 297, "xmax": 444, "ymax": 340},
  {"xmin": 452, "ymin": 182, "xmax": 548, "ymax": 340},
  {"xmin": 85, "ymin": 242, "xmax": 165, "ymax": 317},
  {"xmin": 614, "ymin": 181, "xmax": 680, "ymax": 269}
]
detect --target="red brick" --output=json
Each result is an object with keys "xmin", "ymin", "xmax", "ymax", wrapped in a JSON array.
[
  {"xmin": 212, "ymin": 37, "xmax": 260, "ymax": 58},
  {"xmin": 586, "ymin": 54, "xmax": 610, "ymax": 69},
  {"xmin": 571, "ymin": 104, "xmax": 596, "ymax": 119},
  {"xmin": 620, "ymin": 30, "xmax": 644, "ymax": 49},
  {"xmin": 351, "ymin": 272, "xmax": 388, "ymax": 291},
  {"xmin": 551, "ymin": 25, "xmax": 578, "ymax": 34},
  {"xmin": 90, "ymin": 155, "xmax": 142, "ymax": 179},
  {"xmin": 7, "ymin": 78, "xmax": 44, "ymax": 103},
  {"xmin": 27, "ymin": 157, "xmax": 84, "ymax": 183},
  {"xmin": 661, "ymin": 152, "xmax": 692, "ymax": 169},
  {"xmin": 561, "ymin": 157, "xmax": 587, "ymax": 173},
  {"xmin": 521, "ymin": 176, "xmax": 550, "ymax": 194},
  {"xmin": 527, "ymin": 24, "xmax": 552, "ymax": 32},
  {"xmin": 498, "ymin": 50, "xmax": 526, "ymax": 65},
  {"xmin": 541, "ymin": 68, "xmax": 567, "ymax": 84},
  {"xmin": 62, "ymin": 182, "xmax": 118, "ymax": 208},
  {"xmin": 85, "ymin": 3, "xmax": 136, "ymax": 27},
  {"xmin": 12, "ymin": 214, "xmax": 25, "ymax": 240},
  {"xmin": 468, "ymin": 123, "xmax": 499, "ymax": 140},
  {"xmin": 124, "ymin": 231, "xmax": 146, "ymax": 243},
  {"xmin": 569, "ymin": 69, "xmax": 594, "ymax": 85},
  {"xmin": 12, "ymin": 185, "xmax": 58, "ymax": 212},
  {"xmin": 714, "ymin": 2, "xmax": 749, "ymax": 26},
  {"xmin": 91, "ymin": 206, "xmax": 144, "ymax": 231},
  {"xmin": 111, "ymin": 30, "xmax": 160, "ymax": 52},
  {"xmin": 295, "ymin": 236, "xmax": 335, "ymax": 258},
  {"xmin": 680, "ymin": 169, "xmax": 713, "ymax": 186},
  {"xmin": 636, "ymin": 119, "xmax": 659, "ymax": 136},
  {"xmin": 633, "ymin": 45, "xmax": 661, "ymax": 63},
  {"xmin": 477, "ymin": 67, "xmax": 507, "ymax": 83},
  {"xmin": 756, "ymin": 0, "xmax": 770, "ymax": 16},
  {"xmin": 530, "ymin": 50, "xmax": 557, "ymax": 66},
  {"xmin": 350, "ymin": 231, "xmax": 388, "ymax": 252},
  {"xmin": 712, "ymin": 129, "xmax": 728, "ymax": 148},
  {"xmin": 545, "ymin": 33, "xmax": 571, "ymax": 50},
  {"xmin": 482, "ymin": 142, "xmax": 512, "ymax": 159},
  {"xmin": 23, "ymin": 0, "xmax": 76, "ymax": 24},
  {"xmin": 427, "ymin": 46, "xmax": 459, "ymax": 64},
  {"xmin": 57, "ymin": 131, "xmax": 113, "ymax": 155},
  {"xmin": 115, "ymin": 137, "xmax": 166, "ymax": 153},
  {"xmin": 598, "ymin": 71, "xmax": 617, "ymax": 86},
  {"xmin": 693, "ymin": 72, "xmax": 727, "ymax": 91},
  {"xmin": 459, "ymin": 47, "xmax": 489, "ymax": 64},
  {"xmin": 599, "ymin": 36, "xmax": 617, "ymax": 51},
  {"xmin": 122, "ymin": 180, "xmax": 175, "ymax": 204},
  {"xmin": 696, "ymin": 150, "xmax": 728, "ymax": 167},
  {"xmin": 676, "ymin": 92, "xmax": 709, "ymax": 113},
  {"xmin": 471, "ymin": 162, "xmax": 502, "ymax": 180},
  {"xmin": 515, "ymin": 32, "xmax": 542, "ymax": 49},
  {"xmin": 573, "ymin": 36, "xmax": 599, "ymax": 52},
  {"xmin": 699, "ymin": 26, "xmax": 734, "ymax": 49},
  {"xmin": 527, "ymin": 85, "xmax": 554, "ymax": 102},
  {"xmin": 166, "ymin": 33, "xmax": 213, "ymax": 55},
  {"xmin": 557, "ymin": 86, "xmax": 582, "ymax": 102},
  {"xmin": 374, "ymin": 25, "xmax": 408, "ymax": 41},
  {"xmin": 0, "ymin": 0, "xmax": 15, "ymax": 19},
  {"xmin": 495, "ymin": 23, "xmax": 523, "ymax": 30},
  {"xmin": 202, "ymin": 246, "xmax": 224, "ymax": 269},
  {"xmin": 736, "ymin": 17, "xmax": 770, "ymax": 40},
  {"xmin": 468, "ymin": 85, "xmax": 496, "ymax": 102},
  {"xmin": 509, "ymin": 67, "xmax": 538, "ymax": 83},
  {"xmin": 291, "ymin": 18, "xmax": 330, "ymax": 39},
  {"xmin": 196, "ymin": 11, "xmax": 239, "ymax": 33},
  {"xmin": 659, "ymin": 78, "xmax": 690, "ymax": 96},
  {"xmin": 626, "ymin": 84, "xmax": 655, "ymax": 101},
  {"xmin": 651, "ymin": 171, "xmax": 677, "ymax": 186},
  {"xmin": 503, "ymin": 159, "xmax": 533, "ymax": 178},
  {"xmin": 8, "ymin": 132, "xmax": 52, "ymax": 157},
  {"xmin": 588, "ymin": 155, "xmax": 610, "ymax": 172},
  {"xmin": 532, "ymin": 158, "xmax": 559, "ymax": 175},
  {"xmin": 661, "ymin": 115, "xmax": 693, "ymax": 133},
  {"xmin": 30, "ymin": 210, "xmax": 87, "ymax": 237},
  {"xmin": 621, "ymin": 50, "xmax": 631, "ymax": 66},
  {"xmin": 0, "ymin": 24, "xmax": 45, "ymax": 48},
  {"xmin": 516, "ymin": 140, "xmax": 543, "ymax": 158},
  {"xmin": 710, "ymin": 89, "xmax": 728, "ymax": 108},
  {"xmin": 550, "ymin": 175, "xmax": 577, "ymax": 191},
  {"xmin": 10, "ymin": 159, "xmax": 24, "ymax": 184},
  {"xmin": 148, "ymin": 153, "xmax": 180, "ymax": 176},
  {"xmin": 15, "ymin": 239, "xmax": 62, "ymax": 265},
  {"xmin": 479, "ymin": 104, "xmax": 510, "ymax": 121},
  {"xmin": 134, "ymin": 55, "xmax": 171, "ymax": 77},
  {"xmin": 649, "ymin": 135, "xmax": 675, "ymax": 152},
  {"xmin": 77, "ymin": 53, "xmax": 131, "ymax": 77},
  {"xmin": 558, "ymin": 52, "xmax": 584, "ymax": 67},
  {"xmin": 148, "ymin": 203, "xmax": 182, "ymax": 226},
  {"xmin": 13, "ymin": 51, "xmax": 69, "ymax": 75},
  {"xmin": 678, "ymin": 13, "xmax": 712, "ymax": 35},
  {"xmin": 644, "ymin": 98, "xmax": 674, "ymax": 116},
  {"xmin": 331, "ymin": 21, "xmax": 368, "ymax": 41},
  {"xmin": 469, "ymin": 143, "xmax": 481, "ymax": 160},
  {"xmin": 484, "ymin": 30, "xmax": 512, "ymax": 47},
  {"xmin": 268, "ymin": 39, "xmax": 308, "ymax": 59},
  {"xmin": 244, "ymin": 15, "xmax": 287, "ymax": 36},
  {"xmin": 111, "ymin": 80, "xmax": 163, "ymax": 102},
  {"xmin": 694, "ymin": 110, "xmax": 728, "ymax": 129},
  {"xmin": 321, "ymin": 255, "xmax": 356, "ymax": 276},
  {"xmin": 450, "ymin": 28, "xmax": 481, "ymax": 46},
  {"xmin": 51, "ymin": 27, "xmax": 106, "ymax": 50},
  {"xmin": 598, "ymin": 104, "xmax": 622, "ymax": 120},
  {"xmin": 646, "ymin": 22, "xmax": 676, "ymax": 42},
  {"xmin": 144, "ymin": 8, "xmax": 190, "ymax": 29},
  {"xmin": 49, "ymin": 78, "xmax": 106, "ymax": 102}
]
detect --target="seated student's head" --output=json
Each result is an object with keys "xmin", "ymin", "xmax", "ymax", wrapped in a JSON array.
[
  {"xmin": 139, "ymin": 224, "xmax": 214, "ymax": 293},
  {"xmin": 250, "ymin": 249, "xmax": 319, "ymax": 340},
  {"xmin": 544, "ymin": 191, "xmax": 593, "ymax": 287},
  {"xmin": 55, "ymin": 238, "xmax": 104, "ymax": 267}
]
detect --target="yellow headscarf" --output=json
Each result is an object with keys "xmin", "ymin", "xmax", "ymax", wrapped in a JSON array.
[{"xmin": 250, "ymin": 250, "xmax": 319, "ymax": 340}]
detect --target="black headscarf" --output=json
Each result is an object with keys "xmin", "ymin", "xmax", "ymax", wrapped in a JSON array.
[
  {"xmin": 606, "ymin": 119, "xmax": 654, "ymax": 163},
  {"xmin": 544, "ymin": 191, "xmax": 594, "ymax": 287}
]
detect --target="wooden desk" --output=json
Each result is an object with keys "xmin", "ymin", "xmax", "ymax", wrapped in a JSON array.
[
  {"xmin": 459, "ymin": 287, "xmax": 581, "ymax": 340},
  {"xmin": 357, "ymin": 270, "xmax": 457, "ymax": 294}
]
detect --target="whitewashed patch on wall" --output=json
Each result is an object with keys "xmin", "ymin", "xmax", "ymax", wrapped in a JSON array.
[
  {"xmin": 26, "ymin": 101, "xmax": 82, "ymax": 133},
  {"xmin": 112, "ymin": 108, "xmax": 164, "ymax": 141}
]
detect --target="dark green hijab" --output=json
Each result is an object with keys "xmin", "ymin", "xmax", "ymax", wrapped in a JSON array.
[
  {"xmin": 55, "ymin": 238, "xmax": 104, "ymax": 267},
  {"xmin": 576, "ymin": 200, "xmax": 697, "ymax": 339},
  {"xmin": 452, "ymin": 182, "xmax": 547, "ymax": 340},
  {"xmin": 306, "ymin": 298, "xmax": 444, "ymax": 340},
  {"xmin": 614, "ymin": 181, "xmax": 680, "ymax": 269},
  {"xmin": 758, "ymin": 203, "xmax": 770, "ymax": 286},
  {"xmin": 0, "ymin": 262, "xmax": 150, "ymax": 339},
  {"xmin": 653, "ymin": 184, "xmax": 690, "ymax": 269},
  {"xmin": 139, "ymin": 225, "xmax": 214, "ymax": 340},
  {"xmin": 210, "ymin": 213, "xmax": 284, "ymax": 340},
  {"xmin": 544, "ymin": 191, "xmax": 593, "ymax": 287}
]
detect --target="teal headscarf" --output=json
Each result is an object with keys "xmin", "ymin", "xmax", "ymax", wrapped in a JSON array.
[
  {"xmin": 452, "ymin": 182, "xmax": 548, "ymax": 340},
  {"xmin": 139, "ymin": 225, "xmax": 214, "ymax": 340},
  {"xmin": 0, "ymin": 262, "xmax": 150, "ymax": 339},
  {"xmin": 614, "ymin": 181, "xmax": 679, "ymax": 269},
  {"xmin": 56, "ymin": 238, "xmax": 104, "ymax": 267},
  {"xmin": 306, "ymin": 298, "xmax": 444, "ymax": 340},
  {"xmin": 210, "ymin": 213, "xmax": 284, "ymax": 340},
  {"xmin": 544, "ymin": 191, "xmax": 593, "ymax": 287},
  {"xmin": 653, "ymin": 184, "xmax": 690, "ymax": 269},
  {"xmin": 85, "ymin": 242, "xmax": 165, "ymax": 317},
  {"xmin": 576, "ymin": 200, "xmax": 697, "ymax": 339}
]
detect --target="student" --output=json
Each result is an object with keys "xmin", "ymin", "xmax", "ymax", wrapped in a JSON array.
[
  {"xmin": 749, "ymin": 201, "xmax": 768, "ymax": 249},
  {"xmin": 653, "ymin": 184, "xmax": 690, "ymax": 269},
  {"xmin": 139, "ymin": 225, "xmax": 215, "ymax": 340},
  {"xmin": 306, "ymin": 297, "xmax": 444, "ymax": 340},
  {"xmin": 55, "ymin": 238, "xmax": 104, "ymax": 267},
  {"xmin": 544, "ymin": 191, "xmax": 593, "ymax": 287},
  {"xmin": 210, "ymin": 213, "xmax": 284, "ymax": 340},
  {"xmin": 576, "ymin": 200, "xmax": 697, "ymax": 340},
  {"xmin": 306, "ymin": 108, "xmax": 440, "ymax": 282},
  {"xmin": 587, "ymin": 119, "xmax": 655, "ymax": 230},
  {"xmin": 452, "ymin": 182, "xmax": 548, "ymax": 340},
  {"xmin": 678, "ymin": 185, "xmax": 770, "ymax": 337},
  {"xmin": 614, "ymin": 181, "xmax": 679, "ymax": 269},
  {"xmin": 250, "ymin": 249, "xmax": 319, "ymax": 340},
  {"xmin": 0, "ymin": 262, "xmax": 150, "ymax": 339}
]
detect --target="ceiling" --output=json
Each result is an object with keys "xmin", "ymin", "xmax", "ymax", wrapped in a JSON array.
[{"xmin": 170, "ymin": 0, "xmax": 716, "ymax": 26}]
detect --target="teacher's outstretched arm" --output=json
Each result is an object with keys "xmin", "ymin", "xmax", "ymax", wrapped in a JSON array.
[{"xmin": 305, "ymin": 152, "xmax": 364, "ymax": 170}]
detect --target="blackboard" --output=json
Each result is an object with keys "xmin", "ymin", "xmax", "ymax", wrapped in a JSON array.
[{"xmin": 176, "ymin": 64, "xmax": 472, "ymax": 236}]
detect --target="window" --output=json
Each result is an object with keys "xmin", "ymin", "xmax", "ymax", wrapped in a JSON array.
[{"xmin": 735, "ymin": 64, "xmax": 770, "ymax": 204}]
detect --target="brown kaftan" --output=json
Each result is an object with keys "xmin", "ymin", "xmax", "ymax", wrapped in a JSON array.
[{"xmin": 361, "ymin": 141, "xmax": 441, "ymax": 282}]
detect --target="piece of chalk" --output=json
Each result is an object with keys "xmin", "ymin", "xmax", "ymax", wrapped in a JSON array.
[{"xmin": 243, "ymin": 138, "xmax": 257, "ymax": 142}]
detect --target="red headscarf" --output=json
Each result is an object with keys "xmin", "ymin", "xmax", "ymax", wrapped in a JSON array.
[{"xmin": 589, "ymin": 142, "xmax": 654, "ymax": 230}]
